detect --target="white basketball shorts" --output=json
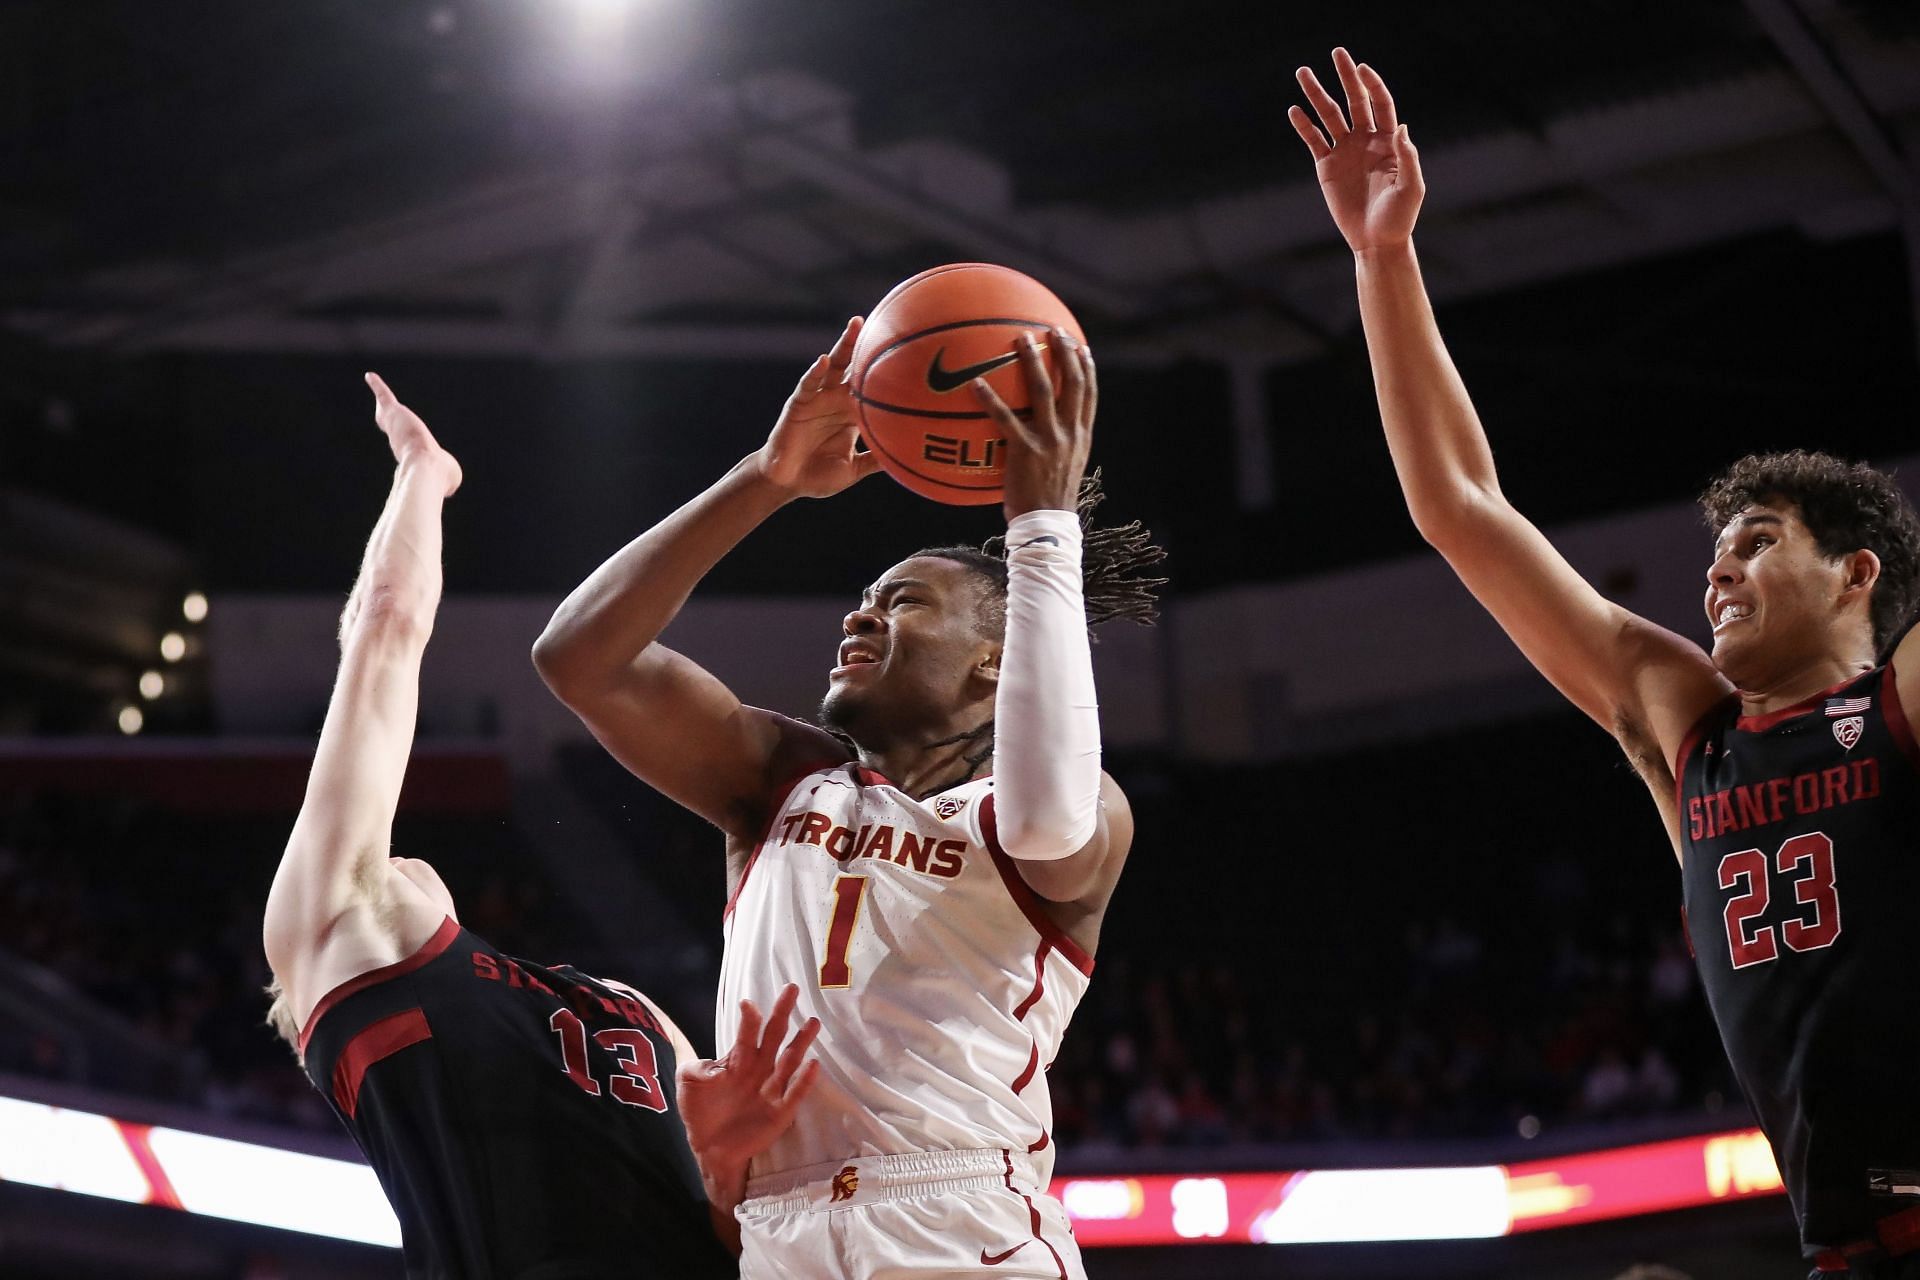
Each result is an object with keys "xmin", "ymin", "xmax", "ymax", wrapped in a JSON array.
[{"xmin": 736, "ymin": 1148, "xmax": 1084, "ymax": 1280}]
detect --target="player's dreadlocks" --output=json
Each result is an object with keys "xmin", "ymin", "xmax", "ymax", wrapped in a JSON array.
[
  {"xmin": 912, "ymin": 468, "xmax": 1169, "ymax": 639},
  {"xmin": 826, "ymin": 470, "xmax": 1167, "ymax": 796}
]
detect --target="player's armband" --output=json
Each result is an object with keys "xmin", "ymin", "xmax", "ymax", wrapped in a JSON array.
[{"xmin": 994, "ymin": 510, "xmax": 1101, "ymax": 862}]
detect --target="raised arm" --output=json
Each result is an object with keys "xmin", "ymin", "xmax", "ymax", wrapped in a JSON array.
[
  {"xmin": 532, "ymin": 321, "xmax": 877, "ymax": 839},
  {"xmin": 263, "ymin": 375, "xmax": 463, "ymax": 1023},
  {"xmin": 1290, "ymin": 51, "xmax": 1729, "ymax": 770},
  {"xmin": 972, "ymin": 333, "xmax": 1135, "ymax": 915}
]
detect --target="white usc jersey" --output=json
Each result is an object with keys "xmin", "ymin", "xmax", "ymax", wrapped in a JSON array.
[{"xmin": 717, "ymin": 764, "xmax": 1093, "ymax": 1182}]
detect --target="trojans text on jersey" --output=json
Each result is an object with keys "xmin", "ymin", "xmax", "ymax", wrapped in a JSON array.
[{"xmin": 771, "ymin": 807, "xmax": 966, "ymax": 879}]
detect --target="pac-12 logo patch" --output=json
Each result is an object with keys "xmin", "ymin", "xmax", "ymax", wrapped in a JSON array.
[
  {"xmin": 830, "ymin": 1165, "xmax": 860, "ymax": 1203},
  {"xmin": 933, "ymin": 795, "xmax": 968, "ymax": 820},
  {"xmin": 1833, "ymin": 715, "xmax": 1865, "ymax": 750}
]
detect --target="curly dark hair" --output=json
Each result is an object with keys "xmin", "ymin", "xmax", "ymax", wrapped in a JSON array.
[
  {"xmin": 912, "ymin": 468, "xmax": 1168, "ymax": 639},
  {"xmin": 1700, "ymin": 449, "xmax": 1920, "ymax": 654},
  {"xmin": 841, "ymin": 470, "xmax": 1165, "ymax": 793}
]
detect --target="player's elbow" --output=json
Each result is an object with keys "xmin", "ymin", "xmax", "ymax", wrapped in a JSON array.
[
  {"xmin": 1407, "ymin": 482, "xmax": 1504, "ymax": 554},
  {"xmin": 530, "ymin": 628, "xmax": 566, "ymax": 689},
  {"xmin": 1406, "ymin": 499, "xmax": 1462, "ymax": 548},
  {"xmin": 531, "ymin": 621, "xmax": 605, "ymax": 701},
  {"xmin": 530, "ymin": 599, "xmax": 615, "ymax": 687},
  {"xmin": 346, "ymin": 585, "xmax": 434, "ymax": 652},
  {"xmin": 534, "ymin": 622, "xmax": 671, "ymax": 708}
]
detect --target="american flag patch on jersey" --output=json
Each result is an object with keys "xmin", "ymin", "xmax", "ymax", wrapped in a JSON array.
[{"xmin": 1826, "ymin": 696, "xmax": 1872, "ymax": 717}]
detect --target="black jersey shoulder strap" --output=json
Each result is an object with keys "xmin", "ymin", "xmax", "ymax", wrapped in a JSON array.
[{"xmin": 297, "ymin": 916, "xmax": 461, "ymax": 1116}]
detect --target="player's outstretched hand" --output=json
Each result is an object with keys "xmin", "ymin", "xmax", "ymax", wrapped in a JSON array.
[
  {"xmin": 1290, "ymin": 48, "xmax": 1425, "ymax": 254},
  {"xmin": 974, "ymin": 326, "xmax": 1095, "ymax": 521},
  {"xmin": 755, "ymin": 317, "xmax": 883, "ymax": 499},
  {"xmin": 365, "ymin": 372, "xmax": 462, "ymax": 498},
  {"xmin": 677, "ymin": 984, "xmax": 822, "ymax": 1195}
]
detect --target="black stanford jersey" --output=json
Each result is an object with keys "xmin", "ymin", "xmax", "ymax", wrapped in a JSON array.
[
  {"xmin": 297, "ymin": 918, "xmax": 735, "ymax": 1280},
  {"xmin": 1677, "ymin": 665, "xmax": 1920, "ymax": 1255}
]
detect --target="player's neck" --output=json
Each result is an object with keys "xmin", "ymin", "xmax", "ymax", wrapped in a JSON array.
[
  {"xmin": 1735, "ymin": 651, "xmax": 1875, "ymax": 718},
  {"xmin": 855, "ymin": 718, "xmax": 992, "ymax": 800}
]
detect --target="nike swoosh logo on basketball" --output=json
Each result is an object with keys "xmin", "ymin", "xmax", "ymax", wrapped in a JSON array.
[
  {"xmin": 981, "ymin": 1244, "xmax": 1027, "ymax": 1266},
  {"xmin": 926, "ymin": 347, "xmax": 1021, "ymax": 394}
]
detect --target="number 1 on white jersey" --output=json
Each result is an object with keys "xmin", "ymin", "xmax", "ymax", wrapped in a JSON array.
[{"xmin": 819, "ymin": 874, "xmax": 869, "ymax": 988}]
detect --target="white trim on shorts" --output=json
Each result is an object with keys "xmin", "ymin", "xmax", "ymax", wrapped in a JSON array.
[{"xmin": 740, "ymin": 1148, "xmax": 1039, "ymax": 1215}]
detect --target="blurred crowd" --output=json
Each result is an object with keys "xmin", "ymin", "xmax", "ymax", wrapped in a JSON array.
[
  {"xmin": 0, "ymin": 709, "xmax": 1746, "ymax": 1151},
  {"xmin": 0, "ymin": 790, "xmax": 552, "ymax": 1134},
  {"xmin": 1048, "ymin": 912, "xmax": 1729, "ymax": 1155}
]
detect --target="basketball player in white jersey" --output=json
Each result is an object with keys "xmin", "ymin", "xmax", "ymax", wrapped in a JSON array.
[{"xmin": 534, "ymin": 318, "xmax": 1164, "ymax": 1278}]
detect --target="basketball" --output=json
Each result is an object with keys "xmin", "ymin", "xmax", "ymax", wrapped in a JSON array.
[{"xmin": 850, "ymin": 263, "xmax": 1085, "ymax": 506}]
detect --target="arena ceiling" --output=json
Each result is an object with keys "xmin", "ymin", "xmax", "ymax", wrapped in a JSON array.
[
  {"xmin": 3, "ymin": 0, "xmax": 1919, "ymax": 621},
  {"xmin": 6, "ymin": 0, "xmax": 1918, "ymax": 374}
]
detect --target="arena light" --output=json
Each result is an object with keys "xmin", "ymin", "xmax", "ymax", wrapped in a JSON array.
[
  {"xmin": 117, "ymin": 705, "xmax": 144, "ymax": 735},
  {"xmin": 1171, "ymin": 1177, "xmax": 1231, "ymax": 1239},
  {"xmin": 182, "ymin": 592, "xmax": 208, "ymax": 623},
  {"xmin": 146, "ymin": 1126, "xmax": 401, "ymax": 1246},
  {"xmin": 139, "ymin": 670, "xmax": 165, "ymax": 700},
  {"xmin": 0, "ymin": 1090, "xmax": 1782, "ymax": 1252},
  {"xmin": 0, "ymin": 1096, "xmax": 398, "ymax": 1246},
  {"xmin": 534, "ymin": 0, "xmax": 671, "ymax": 97},
  {"xmin": 1504, "ymin": 1129, "xmax": 1784, "ymax": 1233},
  {"xmin": 1055, "ymin": 1130, "xmax": 1785, "ymax": 1247},
  {"xmin": 551, "ymin": 0, "xmax": 646, "ymax": 49},
  {"xmin": 0, "ymin": 1098, "xmax": 150, "ymax": 1203},
  {"xmin": 1251, "ymin": 1167, "xmax": 1512, "ymax": 1243},
  {"xmin": 159, "ymin": 632, "xmax": 186, "ymax": 663},
  {"xmin": 562, "ymin": 0, "xmax": 641, "ymax": 20}
]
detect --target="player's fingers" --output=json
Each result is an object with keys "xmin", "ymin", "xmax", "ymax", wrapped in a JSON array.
[
  {"xmin": 1288, "ymin": 106, "xmax": 1333, "ymax": 160},
  {"xmin": 364, "ymin": 371, "xmax": 396, "ymax": 405},
  {"xmin": 770, "ymin": 1016, "xmax": 822, "ymax": 1092},
  {"xmin": 1014, "ymin": 332, "xmax": 1057, "ymax": 434},
  {"xmin": 851, "ymin": 442, "xmax": 884, "ymax": 480},
  {"xmin": 1395, "ymin": 123, "xmax": 1423, "ymax": 184},
  {"xmin": 1296, "ymin": 66, "xmax": 1349, "ymax": 139},
  {"xmin": 1052, "ymin": 329, "xmax": 1086, "ymax": 434},
  {"xmin": 826, "ymin": 316, "xmax": 863, "ymax": 373},
  {"xmin": 972, "ymin": 378, "xmax": 1042, "ymax": 450},
  {"xmin": 734, "ymin": 997, "xmax": 766, "ymax": 1059},
  {"xmin": 772, "ymin": 1059, "xmax": 822, "ymax": 1114},
  {"xmin": 1358, "ymin": 62, "xmax": 1397, "ymax": 133},
  {"xmin": 758, "ymin": 983, "xmax": 801, "ymax": 1057},
  {"xmin": 791, "ymin": 353, "xmax": 831, "ymax": 400},
  {"xmin": 1079, "ymin": 342, "xmax": 1098, "ymax": 429},
  {"xmin": 1333, "ymin": 47, "xmax": 1373, "ymax": 133}
]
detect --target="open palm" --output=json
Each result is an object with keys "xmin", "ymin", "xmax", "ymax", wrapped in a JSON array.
[
  {"xmin": 757, "ymin": 316, "xmax": 883, "ymax": 499},
  {"xmin": 676, "ymin": 986, "xmax": 820, "ymax": 1177},
  {"xmin": 1289, "ymin": 49, "xmax": 1425, "ymax": 253}
]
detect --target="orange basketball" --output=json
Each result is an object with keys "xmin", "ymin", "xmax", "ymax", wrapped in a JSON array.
[{"xmin": 851, "ymin": 263, "xmax": 1084, "ymax": 506}]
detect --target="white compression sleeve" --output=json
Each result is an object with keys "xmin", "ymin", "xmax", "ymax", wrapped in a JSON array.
[{"xmin": 993, "ymin": 509, "xmax": 1102, "ymax": 861}]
